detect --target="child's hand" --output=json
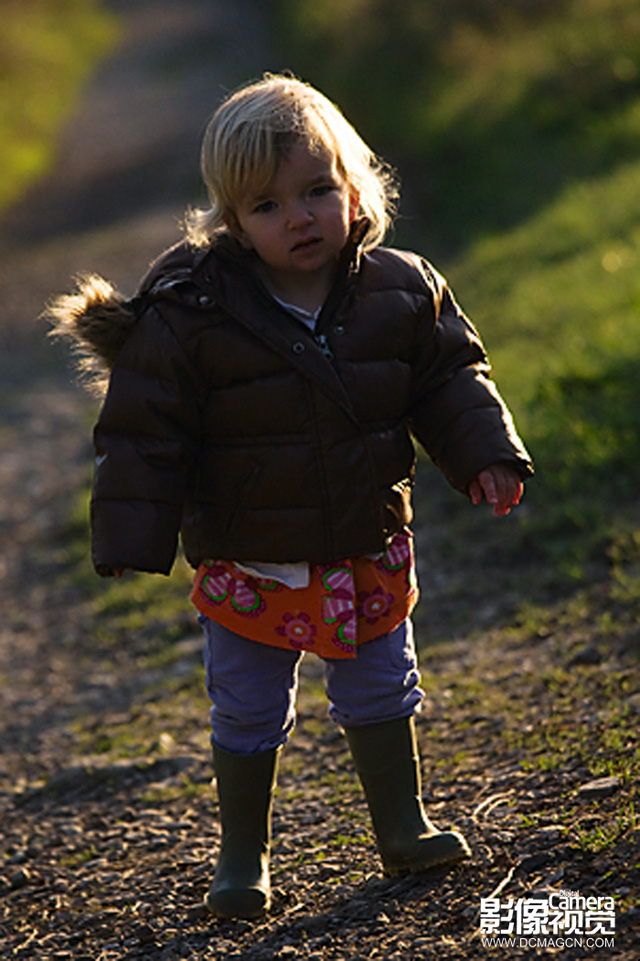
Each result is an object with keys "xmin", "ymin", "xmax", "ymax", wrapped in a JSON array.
[{"xmin": 469, "ymin": 464, "xmax": 523, "ymax": 517}]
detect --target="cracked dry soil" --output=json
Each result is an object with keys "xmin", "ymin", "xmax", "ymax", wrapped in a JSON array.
[{"xmin": 0, "ymin": 2, "xmax": 638, "ymax": 958}]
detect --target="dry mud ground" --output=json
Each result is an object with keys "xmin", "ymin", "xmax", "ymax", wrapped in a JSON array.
[{"xmin": 0, "ymin": 2, "xmax": 638, "ymax": 959}]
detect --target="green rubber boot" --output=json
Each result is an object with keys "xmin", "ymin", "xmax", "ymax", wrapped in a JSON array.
[
  {"xmin": 206, "ymin": 743, "xmax": 280, "ymax": 919},
  {"xmin": 345, "ymin": 717, "xmax": 471, "ymax": 877}
]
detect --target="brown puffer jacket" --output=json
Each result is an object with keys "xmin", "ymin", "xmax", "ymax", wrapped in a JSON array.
[{"xmin": 48, "ymin": 226, "xmax": 533, "ymax": 574}]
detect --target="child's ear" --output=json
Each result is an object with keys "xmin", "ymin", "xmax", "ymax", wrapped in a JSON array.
[{"xmin": 224, "ymin": 212, "xmax": 252, "ymax": 249}]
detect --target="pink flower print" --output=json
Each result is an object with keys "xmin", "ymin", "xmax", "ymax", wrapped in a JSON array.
[
  {"xmin": 322, "ymin": 567, "xmax": 355, "ymax": 597},
  {"xmin": 321, "ymin": 565, "xmax": 356, "ymax": 625},
  {"xmin": 276, "ymin": 612, "xmax": 317, "ymax": 649},
  {"xmin": 230, "ymin": 579, "xmax": 265, "ymax": 617},
  {"xmin": 380, "ymin": 532, "xmax": 411, "ymax": 573},
  {"xmin": 202, "ymin": 564, "xmax": 233, "ymax": 604},
  {"xmin": 333, "ymin": 612, "xmax": 357, "ymax": 652},
  {"xmin": 323, "ymin": 594, "xmax": 353, "ymax": 625},
  {"xmin": 358, "ymin": 585, "xmax": 394, "ymax": 624}
]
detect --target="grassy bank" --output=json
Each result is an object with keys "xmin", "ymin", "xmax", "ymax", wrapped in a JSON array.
[
  {"xmin": 274, "ymin": 0, "xmax": 640, "ymax": 604},
  {"xmin": 0, "ymin": 0, "xmax": 117, "ymax": 215}
]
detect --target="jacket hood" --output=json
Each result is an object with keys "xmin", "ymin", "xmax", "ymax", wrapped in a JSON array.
[
  {"xmin": 45, "ymin": 273, "xmax": 139, "ymax": 396},
  {"xmin": 44, "ymin": 236, "xmax": 208, "ymax": 396},
  {"xmin": 46, "ymin": 218, "xmax": 371, "ymax": 396}
]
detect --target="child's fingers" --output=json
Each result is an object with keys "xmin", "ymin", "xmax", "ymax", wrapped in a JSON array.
[
  {"xmin": 478, "ymin": 469, "xmax": 499, "ymax": 507},
  {"xmin": 510, "ymin": 479, "xmax": 524, "ymax": 507},
  {"xmin": 468, "ymin": 478, "xmax": 483, "ymax": 505},
  {"xmin": 492, "ymin": 475, "xmax": 524, "ymax": 516},
  {"xmin": 472, "ymin": 467, "xmax": 523, "ymax": 515}
]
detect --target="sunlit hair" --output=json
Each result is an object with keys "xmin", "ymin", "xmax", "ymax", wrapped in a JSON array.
[{"xmin": 185, "ymin": 73, "xmax": 398, "ymax": 250}]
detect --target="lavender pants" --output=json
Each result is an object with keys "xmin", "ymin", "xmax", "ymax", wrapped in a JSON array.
[{"xmin": 200, "ymin": 615, "xmax": 424, "ymax": 754}]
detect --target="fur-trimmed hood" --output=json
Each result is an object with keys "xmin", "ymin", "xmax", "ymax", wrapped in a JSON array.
[
  {"xmin": 44, "ymin": 239, "xmax": 213, "ymax": 396},
  {"xmin": 45, "ymin": 223, "xmax": 372, "ymax": 397},
  {"xmin": 45, "ymin": 273, "xmax": 139, "ymax": 397}
]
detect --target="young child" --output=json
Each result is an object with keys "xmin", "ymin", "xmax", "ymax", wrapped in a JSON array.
[{"xmin": 49, "ymin": 73, "xmax": 533, "ymax": 921}]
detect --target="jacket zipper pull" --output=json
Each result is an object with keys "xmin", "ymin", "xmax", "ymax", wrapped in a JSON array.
[{"xmin": 314, "ymin": 332, "xmax": 334, "ymax": 360}]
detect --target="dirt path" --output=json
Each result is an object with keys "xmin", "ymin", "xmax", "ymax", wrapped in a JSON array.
[
  {"xmin": 0, "ymin": 3, "xmax": 638, "ymax": 959},
  {"xmin": 0, "ymin": 0, "xmax": 271, "ymax": 755}
]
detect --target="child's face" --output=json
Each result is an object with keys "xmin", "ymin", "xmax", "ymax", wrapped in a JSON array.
[{"xmin": 229, "ymin": 142, "xmax": 359, "ymax": 302}]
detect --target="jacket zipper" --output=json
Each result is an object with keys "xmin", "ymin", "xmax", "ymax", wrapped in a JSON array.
[{"xmin": 313, "ymin": 332, "xmax": 334, "ymax": 360}]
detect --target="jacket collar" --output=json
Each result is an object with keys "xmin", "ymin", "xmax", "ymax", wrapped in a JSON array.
[
  {"xmin": 191, "ymin": 221, "xmax": 372, "ymax": 424},
  {"xmin": 138, "ymin": 215, "xmax": 369, "ymax": 300},
  {"xmin": 199, "ymin": 215, "xmax": 368, "ymax": 277}
]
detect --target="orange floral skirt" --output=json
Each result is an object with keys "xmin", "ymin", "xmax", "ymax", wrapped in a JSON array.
[{"xmin": 190, "ymin": 530, "xmax": 418, "ymax": 659}]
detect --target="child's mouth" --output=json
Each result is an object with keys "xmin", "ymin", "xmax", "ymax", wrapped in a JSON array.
[{"xmin": 292, "ymin": 237, "xmax": 321, "ymax": 252}]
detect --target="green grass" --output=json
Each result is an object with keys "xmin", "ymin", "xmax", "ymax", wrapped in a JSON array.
[
  {"xmin": 276, "ymin": 0, "xmax": 640, "ymax": 245},
  {"xmin": 574, "ymin": 800, "xmax": 638, "ymax": 854},
  {"xmin": 275, "ymin": 0, "xmax": 640, "ymax": 597},
  {"xmin": 60, "ymin": 477, "xmax": 196, "ymax": 649},
  {"xmin": 449, "ymin": 162, "xmax": 640, "ymax": 409},
  {"xmin": 90, "ymin": 557, "xmax": 195, "ymax": 642},
  {"xmin": 415, "ymin": 627, "xmax": 639, "ymax": 804},
  {"xmin": 0, "ymin": 0, "xmax": 118, "ymax": 215}
]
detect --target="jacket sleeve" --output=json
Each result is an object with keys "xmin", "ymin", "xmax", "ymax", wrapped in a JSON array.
[
  {"xmin": 407, "ymin": 266, "xmax": 533, "ymax": 492},
  {"xmin": 91, "ymin": 303, "xmax": 201, "ymax": 575}
]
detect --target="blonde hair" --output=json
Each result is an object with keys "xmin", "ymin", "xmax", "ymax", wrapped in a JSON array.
[{"xmin": 185, "ymin": 73, "xmax": 398, "ymax": 250}]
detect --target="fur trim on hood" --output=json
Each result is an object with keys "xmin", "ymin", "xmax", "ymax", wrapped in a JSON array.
[
  {"xmin": 45, "ymin": 274, "xmax": 138, "ymax": 397},
  {"xmin": 45, "ymin": 222, "xmax": 371, "ymax": 397}
]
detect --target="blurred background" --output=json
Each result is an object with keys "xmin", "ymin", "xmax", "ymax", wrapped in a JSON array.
[
  {"xmin": 2, "ymin": 0, "xmax": 640, "ymax": 645},
  {"xmin": 1, "ymin": 11, "xmax": 637, "ymax": 954}
]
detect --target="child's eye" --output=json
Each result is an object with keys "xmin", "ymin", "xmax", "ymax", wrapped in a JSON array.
[
  {"xmin": 309, "ymin": 182, "xmax": 340, "ymax": 199},
  {"xmin": 254, "ymin": 199, "xmax": 277, "ymax": 214}
]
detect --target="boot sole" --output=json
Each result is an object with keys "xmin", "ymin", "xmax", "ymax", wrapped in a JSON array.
[
  {"xmin": 383, "ymin": 847, "xmax": 470, "ymax": 877},
  {"xmin": 206, "ymin": 886, "xmax": 270, "ymax": 920},
  {"xmin": 381, "ymin": 833, "xmax": 472, "ymax": 877}
]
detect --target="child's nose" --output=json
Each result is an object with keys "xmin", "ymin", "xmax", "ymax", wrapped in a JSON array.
[{"xmin": 286, "ymin": 200, "xmax": 313, "ymax": 228}]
